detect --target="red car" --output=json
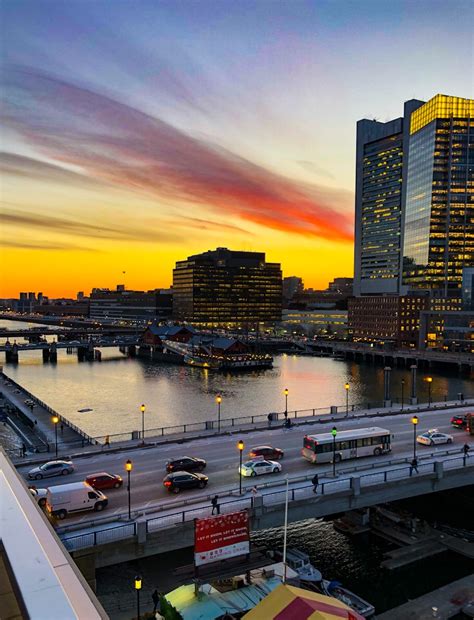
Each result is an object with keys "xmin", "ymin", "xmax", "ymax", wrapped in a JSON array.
[
  {"xmin": 85, "ymin": 472, "xmax": 123, "ymax": 490},
  {"xmin": 249, "ymin": 445, "xmax": 284, "ymax": 460},
  {"xmin": 450, "ymin": 415, "xmax": 468, "ymax": 429}
]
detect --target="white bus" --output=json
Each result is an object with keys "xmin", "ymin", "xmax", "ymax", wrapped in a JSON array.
[{"xmin": 302, "ymin": 427, "xmax": 391, "ymax": 464}]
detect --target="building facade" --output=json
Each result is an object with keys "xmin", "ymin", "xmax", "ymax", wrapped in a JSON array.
[
  {"xmin": 402, "ymin": 95, "xmax": 474, "ymax": 297},
  {"xmin": 172, "ymin": 248, "xmax": 282, "ymax": 326},
  {"xmin": 89, "ymin": 287, "xmax": 173, "ymax": 322}
]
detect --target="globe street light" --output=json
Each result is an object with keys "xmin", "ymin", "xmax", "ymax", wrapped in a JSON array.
[
  {"xmin": 238, "ymin": 439, "xmax": 244, "ymax": 495},
  {"xmin": 284, "ymin": 388, "xmax": 289, "ymax": 418},
  {"xmin": 52, "ymin": 415, "xmax": 59, "ymax": 458},
  {"xmin": 344, "ymin": 383, "xmax": 350, "ymax": 416},
  {"xmin": 426, "ymin": 377, "xmax": 433, "ymax": 407},
  {"xmin": 216, "ymin": 395, "xmax": 222, "ymax": 432},
  {"xmin": 125, "ymin": 459, "xmax": 133, "ymax": 519},
  {"xmin": 331, "ymin": 426, "xmax": 338, "ymax": 477},
  {"xmin": 411, "ymin": 416, "xmax": 418, "ymax": 460},
  {"xmin": 140, "ymin": 404, "xmax": 146, "ymax": 444},
  {"xmin": 134, "ymin": 575, "xmax": 142, "ymax": 620}
]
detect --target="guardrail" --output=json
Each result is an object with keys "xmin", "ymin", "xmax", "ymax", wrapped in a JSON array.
[{"xmin": 61, "ymin": 454, "xmax": 473, "ymax": 552}]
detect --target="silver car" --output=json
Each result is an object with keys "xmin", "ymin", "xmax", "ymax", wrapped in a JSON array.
[{"xmin": 27, "ymin": 460, "xmax": 74, "ymax": 480}]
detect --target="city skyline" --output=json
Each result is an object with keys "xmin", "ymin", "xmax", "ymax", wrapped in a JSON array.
[{"xmin": 1, "ymin": 0, "xmax": 473, "ymax": 297}]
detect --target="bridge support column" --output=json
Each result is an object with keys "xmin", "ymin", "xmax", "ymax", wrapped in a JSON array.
[
  {"xmin": 137, "ymin": 520, "xmax": 147, "ymax": 544},
  {"xmin": 350, "ymin": 476, "xmax": 361, "ymax": 496},
  {"xmin": 434, "ymin": 461, "xmax": 444, "ymax": 481},
  {"xmin": 410, "ymin": 364, "xmax": 418, "ymax": 404},
  {"xmin": 74, "ymin": 553, "xmax": 97, "ymax": 592},
  {"xmin": 383, "ymin": 366, "xmax": 392, "ymax": 408}
]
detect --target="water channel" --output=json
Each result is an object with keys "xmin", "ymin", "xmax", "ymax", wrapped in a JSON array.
[{"xmin": 0, "ymin": 319, "xmax": 472, "ymax": 439}]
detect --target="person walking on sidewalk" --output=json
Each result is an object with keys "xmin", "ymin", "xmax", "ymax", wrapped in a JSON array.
[
  {"xmin": 409, "ymin": 457, "xmax": 419, "ymax": 476},
  {"xmin": 463, "ymin": 443, "xmax": 470, "ymax": 465},
  {"xmin": 211, "ymin": 495, "xmax": 220, "ymax": 515},
  {"xmin": 267, "ymin": 413, "xmax": 272, "ymax": 429},
  {"xmin": 103, "ymin": 435, "xmax": 110, "ymax": 449},
  {"xmin": 312, "ymin": 473, "xmax": 319, "ymax": 494},
  {"xmin": 21, "ymin": 443, "xmax": 27, "ymax": 458},
  {"xmin": 151, "ymin": 589, "xmax": 160, "ymax": 614}
]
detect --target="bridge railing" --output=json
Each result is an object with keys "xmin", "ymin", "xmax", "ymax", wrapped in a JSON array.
[{"xmin": 62, "ymin": 522, "xmax": 137, "ymax": 552}]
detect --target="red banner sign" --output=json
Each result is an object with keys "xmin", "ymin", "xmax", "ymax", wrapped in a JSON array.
[{"xmin": 194, "ymin": 511, "xmax": 249, "ymax": 566}]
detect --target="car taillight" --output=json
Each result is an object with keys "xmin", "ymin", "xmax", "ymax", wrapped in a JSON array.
[{"xmin": 164, "ymin": 481, "xmax": 171, "ymax": 487}]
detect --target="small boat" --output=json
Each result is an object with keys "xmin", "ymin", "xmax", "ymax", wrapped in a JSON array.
[
  {"xmin": 271, "ymin": 548, "xmax": 322, "ymax": 583},
  {"xmin": 321, "ymin": 580, "xmax": 375, "ymax": 618},
  {"xmin": 77, "ymin": 408, "xmax": 93, "ymax": 413}
]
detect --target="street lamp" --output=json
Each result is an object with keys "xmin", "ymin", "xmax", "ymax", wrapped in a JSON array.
[
  {"xmin": 140, "ymin": 404, "xmax": 145, "ymax": 444},
  {"xmin": 331, "ymin": 426, "xmax": 337, "ymax": 477},
  {"xmin": 216, "ymin": 395, "xmax": 222, "ymax": 432},
  {"xmin": 134, "ymin": 575, "xmax": 142, "ymax": 620},
  {"xmin": 125, "ymin": 459, "xmax": 133, "ymax": 519},
  {"xmin": 238, "ymin": 440, "xmax": 244, "ymax": 495},
  {"xmin": 52, "ymin": 415, "xmax": 59, "ymax": 458},
  {"xmin": 426, "ymin": 377, "xmax": 433, "ymax": 407},
  {"xmin": 401, "ymin": 379, "xmax": 405, "ymax": 410},
  {"xmin": 344, "ymin": 382, "xmax": 350, "ymax": 416},
  {"xmin": 284, "ymin": 388, "xmax": 289, "ymax": 418},
  {"xmin": 411, "ymin": 416, "xmax": 418, "ymax": 460}
]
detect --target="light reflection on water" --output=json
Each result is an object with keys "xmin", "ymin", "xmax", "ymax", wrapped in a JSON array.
[{"xmin": 0, "ymin": 320, "xmax": 472, "ymax": 438}]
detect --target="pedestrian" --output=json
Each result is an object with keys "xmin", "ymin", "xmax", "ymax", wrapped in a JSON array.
[
  {"xmin": 312, "ymin": 473, "xmax": 319, "ymax": 494},
  {"xmin": 21, "ymin": 442, "xmax": 27, "ymax": 458},
  {"xmin": 267, "ymin": 413, "xmax": 272, "ymax": 428},
  {"xmin": 463, "ymin": 443, "xmax": 470, "ymax": 457},
  {"xmin": 60, "ymin": 423, "xmax": 64, "ymax": 435},
  {"xmin": 409, "ymin": 457, "xmax": 419, "ymax": 476},
  {"xmin": 34, "ymin": 419, "xmax": 38, "ymax": 425},
  {"xmin": 151, "ymin": 589, "xmax": 160, "ymax": 614},
  {"xmin": 211, "ymin": 495, "xmax": 220, "ymax": 515},
  {"xmin": 103, "ymin": 435, "xmax": 110, "ymax": 449}
]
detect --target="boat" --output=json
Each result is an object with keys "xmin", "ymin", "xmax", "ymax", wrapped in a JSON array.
[
  {"xmin": 320, "ymin": 580, "xmax": 375, "ymax": 618},
  {"xmin": 271, "ymin": 548, "xmax": 375, "ymax": 618}
]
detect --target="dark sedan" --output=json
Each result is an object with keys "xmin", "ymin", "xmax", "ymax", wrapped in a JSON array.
[
  {"xmin": 163, "ymin": 471, "xmax": 208, "ymax": 494},
  {"xmin": 166, "ymin": 456, "xmax": 206, "ymax": 473},
  {"xmin": 249, "ymin": 445, "xmax": 284, "ymax": 460},
  {"xmin": 451, "ymin": 415, "xmax": 468, "ymax": 429}
]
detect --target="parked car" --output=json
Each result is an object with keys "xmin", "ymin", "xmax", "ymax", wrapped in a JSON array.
[
  {"xmin": 249, "ymin": 445, "xmax": 284, "ymax": 460},
  {"xmin": 29, "ymin": 487, "xmax": 48, "ymax": 507},
  {"xmin": 163, "ymin": 471, "xmax": 208, "ymax": 493},
  {"xmin": 166, "ymin": 456, "xmax": 206, "ymax": 473},
  {"xmin": 451, "ymin": 415, "xmax": 468, "ymax": 429},
  {"xmin": 46, "ymin": 481, "xmax": 108, "ymax": 519},
  {"xmin": 240, "ymin": 459, "xmax": 282, "ymax": 477},
  {"xmin": 27, "ymin": 460, "xmax": 74, "ymax": 480},
  {"xmin": 85, "ymin": 472, "xmax": 123, "ymax": 490},
  {"xmin": 416, "ymin": 429, "xmax": 453, "ymax": 446}
]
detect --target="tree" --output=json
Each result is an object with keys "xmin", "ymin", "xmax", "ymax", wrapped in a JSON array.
[{"xmin": 159, "ymin": 595, "xmax": 183, "ymax": 620}]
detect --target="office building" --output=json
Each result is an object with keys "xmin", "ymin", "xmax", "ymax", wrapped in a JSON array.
[
  {"xmin": 281, "ymin": 308, "xmax": 348, "ymax": 337},
  {"xmin": 353, "ymin": 99, "xmax": 424, "ymax": 296},
  {"xmin": 89, "ymin": 286, "xmax": 173, "ymax": 322},
  {"xmin": 282, "ymin": 276, "xmax": 304, "ymax": 300},
  {"xmin": 172, "ymin": 248, "xmax": 282, "ymax": 326},
  {"xmin": 402, "ymin": 95, "xmax": 474, "ymax": 297}
]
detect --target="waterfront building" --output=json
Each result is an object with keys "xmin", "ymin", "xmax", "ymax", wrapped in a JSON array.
[
  {"xmin": 327, "ymin": 277, "xmax": 353, "ymax": 294},
  {"xmin": 172, "ymin": 248, "xmax": 282, "ymax": 327},
  {"xmin": 90, "ymin": 286, "xmax": 173, "ymax": 322},
  {"xmin": 282, "ymin": 308, "xmax": 348, "ymax": 337},
  {"xmin": 141, "ymin": 322, "xmax": 196, "ymax": 346}
]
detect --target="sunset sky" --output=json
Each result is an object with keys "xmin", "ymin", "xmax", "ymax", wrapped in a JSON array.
[{"xmin": 1, "ymin": 0, "xmax": 472, "ymax": 297}]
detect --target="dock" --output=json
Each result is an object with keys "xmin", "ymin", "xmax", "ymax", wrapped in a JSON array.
[{"xmin": 377, "ymin": 574, "xmax": 474, "ymax": 619}]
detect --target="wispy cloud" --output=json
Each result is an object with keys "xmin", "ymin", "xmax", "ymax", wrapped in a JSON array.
[
  {"xmin": 2, "ymin": 66, "xmax": 354, "ymax": 243},
  {"xmin": 0, "ymin": 239, "xmax": 97, "ymax": 251}
]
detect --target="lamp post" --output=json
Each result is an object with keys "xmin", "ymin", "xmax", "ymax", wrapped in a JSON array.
[
  {"xmin": 125, "ymin": 459, "xmax": 133, "ymax": 519},
  {"xmin": 284, "ymin": 388, "xmax": 288, "ymax": 418},
  {"xmin": 344, "ymin": 382, "xmax": 350, "ymax": 416},
  {"xmin": 411, "ymin": 416, "xmax": 418, "ymax": 460},
  {"xmin": 140, "ymin": 404, "xmax": 145, "ymax": 444},
  {"xmin": 401, "ymin": 379, "xmax": 405, "ymax": 410},
  {"xmin": 216, "ymin": 395, "xmax": 222, "ymax": 432},
  {"xmin": 282, "ymin": 474, "xmax": 289, "ymax": 583},
  {"xmin": 52, "ymin": 415, "xmax": 59, "ymax": 458},
  {"xmin": 134, "ymin": 575, "xmax": 142, "ymax": 620},
  {"xmin": 238, "ymin": 440, "xmax": 244, "ymax": 495},
  {"xmin": 331, "ymin": 426, "xmax": 337, "ymax": 477},
  {"xmin": 426, "ymin": 377, "xmax": 433, "ymax": 407}
]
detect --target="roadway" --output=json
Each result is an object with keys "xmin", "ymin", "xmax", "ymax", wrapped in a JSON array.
[{"xmin": 16, "ymin": 405, "xmax": 473, "ymax": 528}]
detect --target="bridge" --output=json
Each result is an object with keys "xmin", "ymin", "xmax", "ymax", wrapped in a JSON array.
[{"xmin": 0, "ymin": 327, "xmax": 140, "ymax": 339}]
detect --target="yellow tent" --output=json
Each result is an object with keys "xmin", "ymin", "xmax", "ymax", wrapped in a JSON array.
[{"xmin": 242, "ymin": 583, "xmax": 365, "ymax": 620}]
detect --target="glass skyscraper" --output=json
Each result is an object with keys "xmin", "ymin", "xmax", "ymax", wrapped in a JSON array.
[{"xmin": 402, "ymin": 95, "xmax": 474, "ymax": 297}]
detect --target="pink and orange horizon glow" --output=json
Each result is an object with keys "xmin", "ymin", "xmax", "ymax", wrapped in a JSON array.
[{"xmin": 1, "ymin": 1, "xmax": 472, "ymax": 297}]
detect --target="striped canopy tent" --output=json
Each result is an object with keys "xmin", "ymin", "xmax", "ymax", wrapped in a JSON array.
[{"xmin": 242, "ymin": 584, "xmax": 365, "ymax": 620}]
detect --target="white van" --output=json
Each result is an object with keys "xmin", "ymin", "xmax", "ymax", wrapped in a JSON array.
[{"xmin": 46, "ymin": 481, "xmax": 108, "ymax": 519}]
